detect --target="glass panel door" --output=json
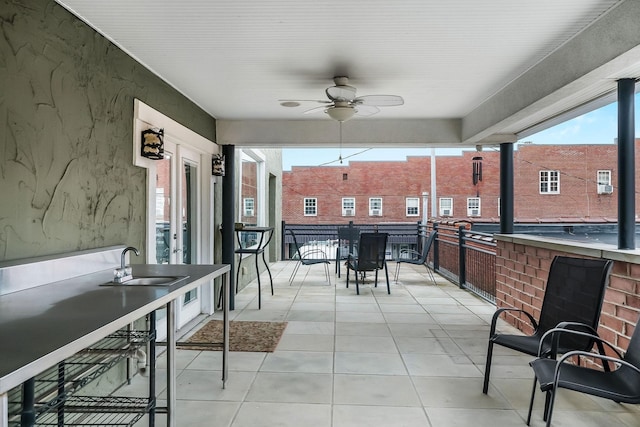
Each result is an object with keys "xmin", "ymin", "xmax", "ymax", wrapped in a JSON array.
[
  {"xmin": 176, "ymin": 147, "xmax": 201, "ymax": 328},
  {"xmin": 155, "ymin": 156, "xmax": 172, "ymax": 265}
]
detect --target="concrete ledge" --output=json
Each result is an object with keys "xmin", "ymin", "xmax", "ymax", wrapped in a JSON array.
[{"xmin": 494, "ymin": 233, "xmax": 640, "ymax": 265}]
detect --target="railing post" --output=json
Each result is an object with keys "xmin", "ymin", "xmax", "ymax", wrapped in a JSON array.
[
  {"xmin": 281, "ymin": 220, "xmax": 286, "ymax": 260},
  {"xmin": 433, "ymin": 223, "xmax": 439, "ymax": 271},
  {"xmin": 458, "ymin": 225, "xmax": 466, "ymax": 289}
]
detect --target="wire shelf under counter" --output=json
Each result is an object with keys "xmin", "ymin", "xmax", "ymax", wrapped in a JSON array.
[
  {"xmin": 8, "ymin": 329, "xmax": 153, "ymax": 426},
  {"xmin": 28, "ymin": 396, "xmax": 153, "ymax": 426}
]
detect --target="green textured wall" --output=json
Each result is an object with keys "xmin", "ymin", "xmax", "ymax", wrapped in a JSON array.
[{"xmin": 0, "ymin": 0, "xmax": 216, "ymax": 261}]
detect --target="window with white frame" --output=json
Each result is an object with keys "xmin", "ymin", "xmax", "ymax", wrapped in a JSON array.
[
  {"xmin": 243, "ymin": 198, "xmax": 255, "ymax": 217},
  {"xmin": 539, "ymin": 170, "xmax": 560, "ymax": 194},
  {"xmin": 467, "ymin": 197, "xmax": 481, "ymax": 217},
  {"xmin": 342, "ymin": 197, "xmax": 355, "ymax": 216},
  {"xmin": 439, "ymin": 198, "xmax": 453, "ymax": 216},
  {"xmin": 369, "ymin": 198, "xmax": 382, "ymax": 216},
  {"xmin": 304, "ymin": 198, "xmax": 317, "ymax": 216},
  {"xmin": 597, "ymin": 170, "xmax": 613, "ymax": 194},
  {"xmin": 406, "ymin": 197, "xmax": 419, "ymax": 216}
]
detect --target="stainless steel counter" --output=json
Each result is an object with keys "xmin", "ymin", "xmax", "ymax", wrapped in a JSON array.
[{"xmin": 0, "ymin": 262, "xmax": 230, "ymax": 427}]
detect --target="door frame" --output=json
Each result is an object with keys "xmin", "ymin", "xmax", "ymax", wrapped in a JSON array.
[{"xmin": 133, "ymin": 99, "xmax": 218, "ymax": 336}]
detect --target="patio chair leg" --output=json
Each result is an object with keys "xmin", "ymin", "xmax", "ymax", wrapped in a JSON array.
[
  {"xmin": 394, "ymin": 262, "xmax": 401, "ymax": 282},
  {"xmin": 544, "ymin": 390, "xmax": 557, "ymax": 427},
  {"xmin": 324, "ymin": 263, "xmax": 331, "ymax": 285},
  {"xmin": 482, "ymin": 340, "xmax": 494, "ymax": 394},
  {"xmin": 543, "ymin": 391, "xmax": 551, "ymax": 422},
  {"xmin": 526, "ymin": 377, "xmax": 537, "ymax": 426},
  {"xmin": 426, "ymin": 264, "xmax": 437, "ymax": 285},
  {"xmin": 354, "ymin": 267, "xmax": 360, "ymax": 295},
  {"xmin": 384, "ymin": 262, "xmax": 390, "ymax": 294},
  {"xmin": 289, "ymin": 261, "xmax": 302, "ymax": 285}
]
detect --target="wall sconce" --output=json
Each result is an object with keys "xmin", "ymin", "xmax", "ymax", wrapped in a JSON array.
[
  {"xmin": 141, "ymin": 128, "xmax": 164, "ymax": 160},
  {"xmin": 212, "ymin": 154, "xmax": 225, "ymax": 176}
]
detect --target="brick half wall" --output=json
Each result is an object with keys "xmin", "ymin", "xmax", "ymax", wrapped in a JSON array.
[{"xmin": 496, "ymin": 238, "xmax": 640, "ymax": 353}]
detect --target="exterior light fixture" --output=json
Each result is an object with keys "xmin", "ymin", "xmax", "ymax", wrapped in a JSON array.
[
  {"xmin": 212, "ymin": 154, "xmax": 225, "ymax": 176},
  {"xmin": 141, "ymin": 128, "xmax": 164, "ymax": 160}
]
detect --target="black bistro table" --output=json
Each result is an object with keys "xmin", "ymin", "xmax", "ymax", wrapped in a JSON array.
[{"xmin": 235, "ymin": 226, "xmax": 274, "ymax": 309}]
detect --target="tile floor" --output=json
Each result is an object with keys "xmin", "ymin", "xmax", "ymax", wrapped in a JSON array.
[{"xmin": 124, "ymin": 261, "xmax": 640, "ymax": 426}]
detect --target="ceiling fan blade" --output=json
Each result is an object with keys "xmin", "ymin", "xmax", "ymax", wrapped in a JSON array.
[
  {"xmin": 354, "ymin": 105, "xmax": 380, "ymax": 117},
  {"xmin": 326, "ymin": 85, "xmax": 357, "ymax": 102},
  {"xmin": 279, "ymin": 99, "xmax": 331, "ymax": 104},
  {"xmin": 354, "ymin": 95, "xmax": 404, "ymax": 107},
  {"xmin": 303, "ymin": 105, "xmax": 329, "ymax": 115}
]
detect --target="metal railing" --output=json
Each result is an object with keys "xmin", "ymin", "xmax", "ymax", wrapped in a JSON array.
[
  {"xmin": 431, "ymin": 223, "xmax": 496, "ymax": 302},
  {"xmin": 282, "ymin": 221, "xmax": 497, "ymax": 303}
]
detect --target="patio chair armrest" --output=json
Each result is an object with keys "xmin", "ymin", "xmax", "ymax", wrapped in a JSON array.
[
  {"xmin": 555, "ymin": 321, "xmax": 599, "ymax": 335},
  {"xmin": 554, "ymin": 349, "xmax": 640, "ymax": 379},
  {"xmin": 538, "ymin": 327, "xmax": 623, "ymax": 362},
  {"xmin": 301, "ymin": 248, "xmax": 329, "ymax": 259},
  {"xmin": 397, "ymin": 249, "xmax": 421, "ymax": 260},
  {"xmin": 489, "ymin": 307, "xmax": 538, "ymax": 336}
]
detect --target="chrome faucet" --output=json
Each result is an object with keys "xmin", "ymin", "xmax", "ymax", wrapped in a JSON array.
[
  {"xmin": 114, "ymin": 246, "xmax": 139, "ymax": 283},
  {"xmin": 121, "ymin": 246, "xmax": 140, "ymax": 269}
]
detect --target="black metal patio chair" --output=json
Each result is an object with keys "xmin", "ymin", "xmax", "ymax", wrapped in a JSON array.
[
  {"xmin": 482, "ymin": 255, "xmax": 613, "ymax": 394},
  {"xmin": 335, "ymin": 226, "xmax": 360, "ymax": 278},
  {"xmin": 346, "ymin": 232, "xmax": 390, "ymax": 295},
  {"xmin": 527, "ymin": 312, "xmax": 640, "ymax": 426},
  {"xmin": 393, "ymin": 230, "xmax": 437, "ymax": 285},
  {"xmin": 288, "ymin": 229, "xmax": 332, "ymax": 286}
]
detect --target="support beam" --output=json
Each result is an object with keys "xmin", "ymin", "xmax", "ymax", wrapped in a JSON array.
[
  {"xmin": 617, "ymin": 79, "xmax": 636, "ymax": 250},
  {"xmin": 500, "ymin": 143, "xmax": 514, "ymax": 234},
  {"xmin": 222, "ymin": 145, "xmax": 236, "ymax": 310}
]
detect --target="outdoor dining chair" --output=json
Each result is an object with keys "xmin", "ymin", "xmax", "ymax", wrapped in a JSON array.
[
  {"xmin": 346, "ymin": 232, "xmax": 390, "ymax": 295},
  {"xmin": 527, "ymin": 311, "xmax": 640, "ymax": 426},
  {"xmin": 335, "ymin": 226, "xmax": 360, "ymax": 278},
  {"xmin": 482, "ymin": 255, "xmax": 613, "ymax": 394},
  {"xmin": 288, "ymin": 229, "xmax": 332, "ymax": 286},
  {"xmin": 393, "ymin": 230, "xmax": 437, "ymax": 285}
]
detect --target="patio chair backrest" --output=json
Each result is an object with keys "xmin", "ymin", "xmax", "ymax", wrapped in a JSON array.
[
  {"xmin": 417, "ymin": 231, "xmax": 437, "ymax": 263},
  {"xmin": 356, "ymin": 232, "xmax": 388, "ymax": 271},
  {"xmin": 537, "ymin": 256, "xmax": 612, "ymax": 351},
  {"xmin": 337, "ymin": 226, "xmax": 360, "ymax": 257},
  {"xmin": 288, "ymin": 229, "xmax": 305, "ymax": 260},
  {"xmin": 624, "ymin": 313, "xmax": 640, "ymax": 369}
]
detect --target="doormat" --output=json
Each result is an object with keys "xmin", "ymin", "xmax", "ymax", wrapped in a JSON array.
[{"xmin": 179, "ymin": 320, "xmax": 287, "ymax": 352}]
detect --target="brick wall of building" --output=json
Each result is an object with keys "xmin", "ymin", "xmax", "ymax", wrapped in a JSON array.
[{"xmin": 283, "ymin": 141, "xmax": 640, "ymax": 224}]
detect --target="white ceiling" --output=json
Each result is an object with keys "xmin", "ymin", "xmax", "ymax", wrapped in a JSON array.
[{"xmin": 56, "ymin": 0, "xmax": 640, "ymax": 148}]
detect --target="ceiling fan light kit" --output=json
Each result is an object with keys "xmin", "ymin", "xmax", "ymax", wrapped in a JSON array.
[{"xmin": 326, "ymin": 105, "xmax": 356, "ymax": 122}]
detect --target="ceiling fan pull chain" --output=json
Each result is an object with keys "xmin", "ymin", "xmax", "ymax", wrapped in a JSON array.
[{"xmin": 339, "ymin": 121, "xmax": 343, "ymax": 164}]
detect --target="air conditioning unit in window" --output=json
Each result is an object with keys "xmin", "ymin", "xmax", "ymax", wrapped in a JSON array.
[
  {"xmin": 442, "ymin": 209, "xmax": 451, "ymax": 216},
  {"xmin": 371, "ymin": 209, "xmax": 381, "ymax": 216},
  {"xmin": 470, "ymin": 209, "xmax": 479, "ymax": 216},
  {"xmin": 344, "ymin": 209, "xmax": 354, "ymax": 216},
  {"xmin": 598, "ymin": 184, "xmax": 614, "ymax": 194}
]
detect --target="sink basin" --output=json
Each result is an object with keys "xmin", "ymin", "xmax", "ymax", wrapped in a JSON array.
[{"xmin": 101, "ymin": 275, "xmax": 188, "ymax": 287}]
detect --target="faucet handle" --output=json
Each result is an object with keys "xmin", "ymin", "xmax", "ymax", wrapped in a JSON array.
[{"xmin": 113, "ymin": 267, "xmax": 133, "ymax": 283}]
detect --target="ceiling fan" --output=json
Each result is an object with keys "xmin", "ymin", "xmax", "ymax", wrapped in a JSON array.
[{"xmin": 280, "ymin": 76, "xmax": 404, "ymax": 122}]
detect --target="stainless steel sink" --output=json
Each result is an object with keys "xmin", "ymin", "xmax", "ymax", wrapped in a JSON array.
[{"xmin": 101, "ymin": 276, "xmax": 188, "ymax": 287}]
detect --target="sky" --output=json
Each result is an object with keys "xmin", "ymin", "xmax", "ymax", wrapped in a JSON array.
[{"xmin": 281, "ymin": 95, "xmax": 633, "ymax": 171}]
